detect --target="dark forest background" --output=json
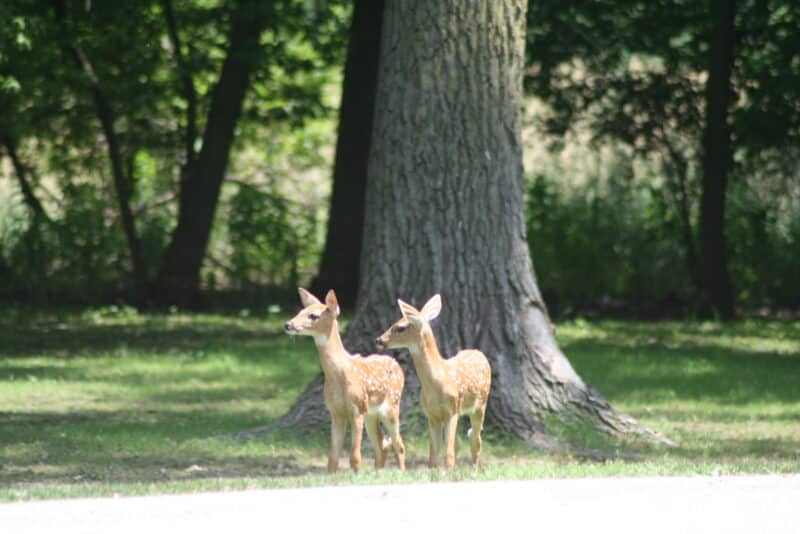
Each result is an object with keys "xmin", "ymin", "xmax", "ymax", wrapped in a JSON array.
[{"xmin": 1, "ymin": 0, "xmax": 798, "ymax": 318}]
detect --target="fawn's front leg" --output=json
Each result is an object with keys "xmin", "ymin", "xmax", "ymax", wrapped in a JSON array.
[
  {"xmin": 427, "ymin": 418, "xmax": 444, "ymax": 468},
  {"xmin": 328, "ymin": 412, "xmax": 347, "ymax": 473},
  {"xmin": 349, "ymin": 411, "xmax": 364, "ymax": 472},
  {"xmin": 444, "ymin": 413, "xmax": 459, "ymax": 470}
]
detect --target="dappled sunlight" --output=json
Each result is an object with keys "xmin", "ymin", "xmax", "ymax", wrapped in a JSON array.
[
  {"xmin": 0, "ymin": 310, "xmax": 330, "ymax": 498},
  {"xmin": 2, "ymin": 312, "xmax": 799, "ymax": 500},
  {"xmin": 558, "ymin": 320, "xmax": 800, "ymax": 467}
]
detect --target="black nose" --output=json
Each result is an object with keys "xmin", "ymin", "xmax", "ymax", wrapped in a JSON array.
[
  {"xmin": 284, "ymin": 322, "xmax": 292, "ymax": 332},
  {"xmin": 375, "ymin": 337, "xmax": 383, "ymax": 347}
]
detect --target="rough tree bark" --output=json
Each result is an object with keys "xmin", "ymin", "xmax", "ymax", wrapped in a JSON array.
[
  {"xmin": 310, "ymin": 0, "xmax": 385, "ymax": 309},
  {"xmin": 698, "ymin": 0, "xmax": 736, "ymax": 319},
  {"xmin": 273, "ymin": 1, "xmax": 665, "ymax": 448},
  {"xmin": 155, "ymin": 0, "xmax": 267, "ymax": 305}
]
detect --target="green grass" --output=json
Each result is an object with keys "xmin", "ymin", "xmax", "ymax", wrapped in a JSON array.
[{"xmin": 1, "ymin": 306, "xmax": 799, "ymax": 501}]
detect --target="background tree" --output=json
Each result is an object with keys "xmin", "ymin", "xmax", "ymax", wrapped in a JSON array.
[
  {"xmin": 277, "ymin": 0, "xmax": 663, "ymax": 446},
  {"xmin": 698, "ymin": 0, "xmax": 736, "ymax": 318},
  {"xmin": 524, "ymin": 0, "xmax": 800, "ymax": 317},
  {"xmin": 310, "ymin": 0, "xmax": 384, "ymax": 309},
  {"xmin": 154, "ymin": 0, "xmax": 271, "ymax": 305},
  {"xmin": 0, "ymin": 0, "xmax": 348, "ymax": 304},
  {"xmin": 1, "ymin": 0, "xmax": 798, "ymax": 315},
  {"xmin": 52, "ymin": 0, "xmax": 151, "ymax": 299}
]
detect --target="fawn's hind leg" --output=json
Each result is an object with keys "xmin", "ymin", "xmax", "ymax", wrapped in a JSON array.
[
  {"xmin": 469, "ymin": 408, "xmax": 485, "ymax": 466},
  {"xmin": 364, "ymin": 414, "xmax": 387, "ymax": 469},
  {"xmin": 381, "ymin": 407, "xmax": 406, "ymax": 470}
]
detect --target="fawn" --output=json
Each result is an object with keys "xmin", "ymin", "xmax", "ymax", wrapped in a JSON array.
[
  {"xmin": 376, "ymin": 294, "xmax": 491, "ymax": 469},
  {"xmin": 285, "ymin": 288, "xmax": 406, "ymax": 473}
]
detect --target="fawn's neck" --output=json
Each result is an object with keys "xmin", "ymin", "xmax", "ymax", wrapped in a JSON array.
[
  {"xmin": 408, "ymin": 326, "xmax": 446, "ymax": 387},
  {"xmin": 313, "ymin": 320, "xmax": 349, "ymax": 376}
]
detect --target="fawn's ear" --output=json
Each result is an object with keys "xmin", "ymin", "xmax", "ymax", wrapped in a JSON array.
[
  {"xmin": 325, "ymin": 289, "xmax": 340, "ymax": 317},
  {"xmin": 420, "ymin": 294, "xmax": 442, "ymax": 322},
  {"xmin": 298, "ymin": 287, "xmax": 321, "ymax": 308},
  {"xmin": 398, "ymin": 299, "xmax": 423, "ymax": 325}
]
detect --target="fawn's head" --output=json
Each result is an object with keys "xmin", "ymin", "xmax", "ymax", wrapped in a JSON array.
[
  {"xmin": 375, "ymin": 294, "xmax": 441, "ymax": 350},
  {"xmin": 284, "ymin": 288, "xmax": 340, "ymax": 336}
]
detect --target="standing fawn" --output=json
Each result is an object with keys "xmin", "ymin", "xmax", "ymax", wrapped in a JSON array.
[
  {"xmin": 285, "ymin": 288, "xmax": 406, "ymax": 473},
  {"xmin": 376, "ymin": 295, "xmax": 491, "ymax": 469}
]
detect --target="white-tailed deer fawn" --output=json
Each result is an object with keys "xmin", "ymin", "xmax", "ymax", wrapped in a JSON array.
[
  {"xmin": 285, "ymin": 288, "xmax": 406, "ymax": 473},
  {"xmin": 376, "ymin": 294, "xmax": 491, "ymax": 469}
]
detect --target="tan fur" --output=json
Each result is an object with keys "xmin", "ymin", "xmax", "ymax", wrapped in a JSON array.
[
  {"xmin": 376, "ymin": 295, "xmax": 491, "ymax": 469},
  {"xmin": 286, "ymin": 288, "xmax": 406, "ymax": 473}
]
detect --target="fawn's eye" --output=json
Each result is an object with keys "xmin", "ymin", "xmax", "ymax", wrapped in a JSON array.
[
  {"xmin": 309, "ymin": 313, "xmax": 320, "ymax": 321},
  {"xmin": 393, "ymin": 325, "xmax": 407, "ymax": 333}
]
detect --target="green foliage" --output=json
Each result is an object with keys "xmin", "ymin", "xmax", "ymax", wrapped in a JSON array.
[
  {"xmin": 524, "ymin": 0, "xmax": 800, "ymax": 312},
  {"xmin": 526, "ymin": 0, "xmax": 800, "ymax": 156},
  {"xmin": 526, "ymin": 163, "xmax": 694, "ymax": 312},
  {"xmin": 1, "ymin": 179, "xmax": 137, "ymax": 301},
  {"xmin": 526, "ymin": 153, "xmax": 800, "ymax": 312},
  {"xmin": 227, "ymin": 182, "xmax": 318, "ymax": 289},
  {"xmin": 726, "ymin": 180, "xmax": 800, "ymax": 307},
  {"xmin": 2, "ymin": 0, "xmax": 797, "ymax": 312},
  {"xmin": 0, "ymin": 0, "xmax": 348, "ymax": 301}
]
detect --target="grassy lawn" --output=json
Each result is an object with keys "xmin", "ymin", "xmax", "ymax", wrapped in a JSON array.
[{"xmin": 1, "ymin": 306, "xmax": 798, "ymax": 501}]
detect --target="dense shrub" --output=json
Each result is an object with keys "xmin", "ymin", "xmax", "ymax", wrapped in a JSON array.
[{"xmin": 526, "ymin": 168, "xmax": 800, "ymax": 315}]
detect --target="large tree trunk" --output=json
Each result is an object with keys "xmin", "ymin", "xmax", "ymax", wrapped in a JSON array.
[
  {"xmin": 155, "ymin": 1, "xmax": 266, "ymax": 306},
  {"xmin": 698, "ymin": 0, "xmax": 736, "ymax": 319},
  {"xmin": 310, "ymin": 0, "xmax": 384, "ymax": 309},
  {"xmin": 275, "ymin": 1, "xmax": 665, "ymax": 449}
]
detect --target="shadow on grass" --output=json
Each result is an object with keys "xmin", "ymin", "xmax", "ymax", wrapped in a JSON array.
[
  {"xmin": 666, "ymin": 434, "xmax": 800, "ymax": 461},
  {"xmin": 555, "ymin": 321, "xmax": 800, "ymax": 463},
  {"xmin": 0, "ymin": 452, "xmax": 320, "ymax": 486},
  {"xmin": 0, "ymin": 335, "xmax": 316, "ymax": 396},
  {"xmin": 0, "ymin": 321, "xmax": 287, "ymax": 358},
  {"xmin": 0, "ymin": 408, "xmax": 328, "ymax": 488},
  {"xmin": 591, "ymin": 319, "xmax": 800, "ymax": 342},
  {"xmin": 625, "ymin": 407, "xmax": 800, "ymax": 424},
  {"xmin": 562, "ymin": 332, "xmax": 800, "ymax": 405}
]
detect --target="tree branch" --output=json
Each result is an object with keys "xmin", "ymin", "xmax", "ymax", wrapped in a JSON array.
[
  {"xmin": 1, "ymin": 135, "xmax": 52, "ymax": 223},
  {"xmin": 51, "ymin": 0, "xmax": 149, "ymax": 298},
  {"xmin": 161, "ymin": 0, "xmax": 198, "ymax": 166},
  {"xmin": 660, "ymin": 129, "xmax": 698, "ymax": 286}
]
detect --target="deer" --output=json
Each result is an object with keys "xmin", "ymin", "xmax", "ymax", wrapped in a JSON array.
[
  {"xmin": 376, "ymin": 294, "xmax": 491, "ymax": 470},
  {"xmin": 284, "ymin": 288, "xmax": 406, "ymax": 473}
]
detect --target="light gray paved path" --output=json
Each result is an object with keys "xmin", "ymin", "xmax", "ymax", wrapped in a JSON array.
[{"xmin": 1, "ymin": 475, "xmax": 799, "ymax": 533}]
